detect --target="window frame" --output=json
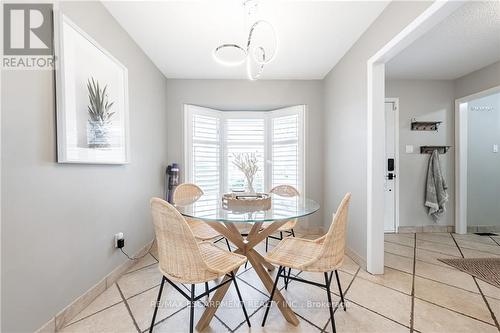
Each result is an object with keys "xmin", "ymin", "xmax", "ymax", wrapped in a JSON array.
[{"xmin": 184, "ymin": 104, "xmax": 306, "ymax": 195}]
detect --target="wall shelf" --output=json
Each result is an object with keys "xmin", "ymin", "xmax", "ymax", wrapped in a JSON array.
[
  {"xmin": 420, "ymin": 146, "xmax": 451, "ymax": 154},
  {"xmin": 411, "ymin": 120, "xmax": 442, "ymax": 131}
]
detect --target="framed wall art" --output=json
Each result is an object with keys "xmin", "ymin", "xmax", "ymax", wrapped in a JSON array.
[{"xmin": 54, "ymin": 12, "xmax": 130, "ymax": 164}]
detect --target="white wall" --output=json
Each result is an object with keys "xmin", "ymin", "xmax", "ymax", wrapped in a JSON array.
[
  {"xmin": 323, "ymin": 1, "xmax": 432, "ymax": 259},
  {"xmin": 386, "ymin": 80, "xmax": 455, "ymax": 227},
  {"xmin": 165, "ymin": 79, "xmax": 324, "ymax": 229},
  {"xmin": 467, "ymin": 93, "xmax": 500, "ymax": 228},
  {"xmin": 1, "ymin": 2, "xmax": 168, "ymax": 331},
  {"xmin": 455, "ymin": 61, "xmax": 500, "ymax": 99}
]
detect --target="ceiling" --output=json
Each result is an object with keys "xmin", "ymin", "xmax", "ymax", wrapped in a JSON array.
[
  {"xmin": 103, "ymin": 0, "xmax": 388, "ymax": 80},
  {"xmin": 386, "ymin": 1, "xmax": 500, "ymax": 80}
]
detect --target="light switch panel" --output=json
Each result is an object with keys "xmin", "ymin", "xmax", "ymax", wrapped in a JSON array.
[
  {"xmin": 494, "ymin": 144, "xmax": 498, "ymax": 153},
  {"xmin": 405, "ymin": 145, "xmax": 414, "ymax": 153}
]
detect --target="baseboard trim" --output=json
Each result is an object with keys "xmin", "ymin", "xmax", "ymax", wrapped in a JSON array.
[
  {"xmin": 35, "ymin": 240, "xmax": 154, "ymax": 333},
  {"xmin": 398, "ymin": 225, "xmax": 455, "ymax": 233},
  {"xmin": 346, "ymin": 247, "xmax": 366, "ymax": 271}
]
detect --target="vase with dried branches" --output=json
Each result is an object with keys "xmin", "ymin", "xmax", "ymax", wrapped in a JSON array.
[
  {"xmin": 232, "ymin": 152, "xmax": 259, "ymax": 193},
  {"xmin": 86, "ymin": 77, "xmax": 115, "ymax": 148}
]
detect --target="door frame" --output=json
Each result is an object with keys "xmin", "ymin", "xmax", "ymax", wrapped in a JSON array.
[
  {"xmin": 366, "ymin": 1, "xmax": 462, "ymax": 273},
  {"xmin": 455, "ymin": 85, "xmax": 500, "ymax": 234},
  {"xmin": 385, "ymin": 98, "xmax": 400, "ymax": 233}
]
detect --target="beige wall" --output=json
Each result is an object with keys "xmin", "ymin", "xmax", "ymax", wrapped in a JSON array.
[{"xmin": 1, "ymin": 2, "xmax": 168, "ymax": 331}]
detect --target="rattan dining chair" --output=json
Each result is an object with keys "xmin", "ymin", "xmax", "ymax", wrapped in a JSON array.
[
  {"xmin": 262, "ymin": 185, "xmax": 300, "ymax": 252},
  {"xmin": 173, "ymin": 183, "xmax": 232, "ymax": 251},
  {"xmin": 150, "ymin": 198, "xmax": 251, "ymax": 333},
  {"xmin": 261, "ymin": 193, "xmax": 351, "ymax": 333}
]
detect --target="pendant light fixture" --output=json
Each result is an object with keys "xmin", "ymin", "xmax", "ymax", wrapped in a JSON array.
[{"xmin": 213, "ymin": 0, "xmax": 278, "ymax": 80}]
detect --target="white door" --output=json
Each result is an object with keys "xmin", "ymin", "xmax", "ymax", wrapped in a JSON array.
[{"xmin": 384, "ymin": 101, "xmax": 397, "ymax": 232}]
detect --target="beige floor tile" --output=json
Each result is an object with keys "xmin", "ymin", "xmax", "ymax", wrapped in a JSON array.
[
  {"xmin": 415, "ymin": 248, "xmax": 460, "ymax": 268},
  {"xmin": 460, "ymin": 248, "xmax": 500, "ymax": 258},
  {"xmin": 415, "ymin": 260, "xmax": 478, "ymax": 292},
  {"xmin": 416, "ymin": 232, "xmax": 455, "ymax": 246},
  {"xmin": 67, "ymin": 284, "xmax": 123, "ymax": 325},
  {"xmin": 485, "ymin": 297, "xmax": 500, "ymax": 323},
  {"xmin": 416, "ymin": 240, "xmax": 462, "ymax": 256},
  {"xmin": 59, "ymin": 303, "xmax": 136, "ymax": 333},
  {"xmin": 210, "ymin": 278, "xmax": 269, "ymax": 330},
  {"xmin": 477, "ymin": 280, "xmax": 500, "ymax": 300},
  {"xmin": 346, "ymin": 277, "xmax": 411, "ymax": 326},
  {"xmin": 237, "ymin": 306, "xmax": 321, "ymax": 332},
  {"xmin": 384, "ymin": 234, "xmax": 415, "ymax": 247},
  {"xmin": 413, "ymin": 298, "xmax": 497, "ymax": 333},
  {"xmin": 456, "ymin": 239, "xmax": 500, "ymax": 255},
  {"xmin": 414, "ymin": 276, "xmax": 493, "ymax": 323},
  {"xmin": 238, "ymin": 267, "xmax": 286, "ymax": 295},
  {"xmin": 453, "ymin": 234, "xmax": 498, "ymax": 245},
  {"xmin": 127, "ymin": 282, "xmax": 190, "ymax": 331},
  {"xmin": 279, "ymin": 282, "xmax": 341, "ymax": 328},
  {"xmin": 384, "ymin": 252, "xmax": 414, "ymax": 274},
  {"xmin": 152, "ymin": 303, "xmax": 230, "ymax": 333},
  {"xmin": 296, "ymin": 270, "xmax": 355, "ymax": 296},
  {"xmin": 357, "ymin": 267, "xmax": 412, "ymax": 295},
  {"xmin": 117, "ymin": 264, "xmax": 162, "ymax": 299},
  {"xmin": 384, "ymin": 241, "xmax": 414, "ymax": 258},
  {"xmin": 125, "ymin": 253, "xmax": 158, "ymax": 274},
  {"xmin": 339, "ymin": 255, "xmax": 360, "ymax": 275},
  {"xmin": 332, "ymin": 301, "xmax": 409, "ymax": 333}
]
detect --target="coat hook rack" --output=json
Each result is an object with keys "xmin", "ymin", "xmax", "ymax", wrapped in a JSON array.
[
  {"xmin": 411, "ymin": 119, "xmax": 442, "ymax": 131},
  {"xmin": 420, "ymin": 146, "xmax": 451, "ymax": 154}
]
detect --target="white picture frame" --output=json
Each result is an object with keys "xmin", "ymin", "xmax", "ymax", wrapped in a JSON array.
[{"xmin": 54, "ymin": 11, "xmax": 130, "ymax": 164}]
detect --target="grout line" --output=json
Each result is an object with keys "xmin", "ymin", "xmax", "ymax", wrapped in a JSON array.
[
  {"xmin": 123, "ymin": 262, "xmax": 158, "ymax": 276},
  {"xmin": 414, "ymin": 295, "xmax": 497, "ymax": 327},
  {"xmin": 410, "ymin": 233, "xmax": 416, "ymax": 333},
  {"xmin": 321, "ymin": 267, "xmax": 360, "ymax": 332},
  {"xmin": 116, "ymin": 282, "xmax": 141, "ymax": 333},
  {"xmin": 490, "ymin": 236, "xmax": 500, "ymax": 247},
  {"xmin": 450, "ymin": 233, "xmax": 500, "ymax": 331},
  {"xmin": 385, "ymin": 239, "xmax": 462, "ymax": 258},
  {"xmin": 148, "ymin": 250, "xmax": 158, "ymax": 262},
  {"xmin": 62, "ymin": 299, "xmax": 124, "ymax": 328},
  {"xmin": 142, "ymin": 305, "xmax": 188, "ymax": 332}
]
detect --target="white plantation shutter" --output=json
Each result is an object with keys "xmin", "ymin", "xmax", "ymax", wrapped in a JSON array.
[
  {"xmin": 271, "ymin": 106, "xmax": 304, "ymax": 194},
  {"xmin": 185, "ymin": 105, "xmax": 304, "ymax": 196},
  {"xmin": 224, "ymin": 117, "xmax": 265, "ymax": 192},
  {"xmin": 186, "ymin": 106, "xmax": 221, "ymax": 206}
]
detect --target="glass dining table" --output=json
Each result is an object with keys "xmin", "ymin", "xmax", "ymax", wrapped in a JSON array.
[{"xmin": 175, "ymin": 193, "xmax": 320, "ymax": 330}]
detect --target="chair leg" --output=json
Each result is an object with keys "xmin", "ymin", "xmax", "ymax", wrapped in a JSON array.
[
  {"xmin": 284, "ymin": 267, "xmax": 292, "ymax": 290},
  {"xmin": 149, "ymin": 276, "xmax": 166, "ymax": 332},
  {"xmin": 335, "ymin": 270, "xmax": 346, "ymax": 311},
  {"xmin": 205, "ymin": 282, "xmax": 209, "ymax": 299},
  {"xmin": 265, "ymin": 236, "xmax": 269, "ymax": 252},
  {"xmin": 225, "ymin": 238, "xmax": 231, "ymax": 251},
  {"xmin": 189, "ymin": 284, "xmax": 195, "ymax": 333},
  {"xmin": 262, "ymin": 266, "xmax": 283, "ymax": 327},
  {"xmin": 280, "ymin": 231, "xmax": 283, "ymax": 240},
  {"xmin": 245, "ymin": 261, "xmax": 248, "ymax": 269},
  {"xmin": 231, "ymin": 272, "xmax": 251, "ymax": 327},
  {"xmin": 324, "ymin": 272, "xmax": 337, "ymax": 333},
  {"xmin": 291, "ymin": 229, "xmax": 295, "ymax": 237}
]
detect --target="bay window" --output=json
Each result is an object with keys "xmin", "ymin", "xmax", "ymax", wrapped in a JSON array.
[{"xmin": 184, "ymin": 104, "xmax": 305, "ymax": 199}]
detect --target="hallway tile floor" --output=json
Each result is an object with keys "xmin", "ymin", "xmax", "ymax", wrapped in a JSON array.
[{"xmin": 60, "ymin": 232, "xmax": 500, "ymax": 332}]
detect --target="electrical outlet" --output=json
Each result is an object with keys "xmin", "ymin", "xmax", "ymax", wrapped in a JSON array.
[
  {"xmin": 114, "ymin": 232, "xmax": 124, "ymax": 248},
  {"xmin": 493, "ymin": 144, "xmax": 498, "ymax": 153},
  {"xmin": 405, "ymin": 145, "xmax": 414, "ymax": 154}
]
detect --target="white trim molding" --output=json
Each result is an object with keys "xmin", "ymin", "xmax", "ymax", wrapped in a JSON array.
[
  {"xmin": 454, "ymin": 85, "xmax": 500, "ymax": 235},
  {"xmin": 366, "ymin": 1, "xmax": 463, "ymax": 274}
]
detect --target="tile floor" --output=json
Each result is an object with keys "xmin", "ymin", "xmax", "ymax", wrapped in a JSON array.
[{"xmin": 60, "ymin": 232, "xmax": 500, "ymax": 332}]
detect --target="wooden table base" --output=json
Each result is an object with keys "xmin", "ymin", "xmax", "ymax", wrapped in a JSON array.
[{"xmin": 196, "ymin": 221, "xmax": 299, "ymax": 331}]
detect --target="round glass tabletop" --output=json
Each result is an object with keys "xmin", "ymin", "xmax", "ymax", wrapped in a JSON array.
[{"xmin": 175, "ymin": 193, "xmax": 320, "ymax": 223}]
